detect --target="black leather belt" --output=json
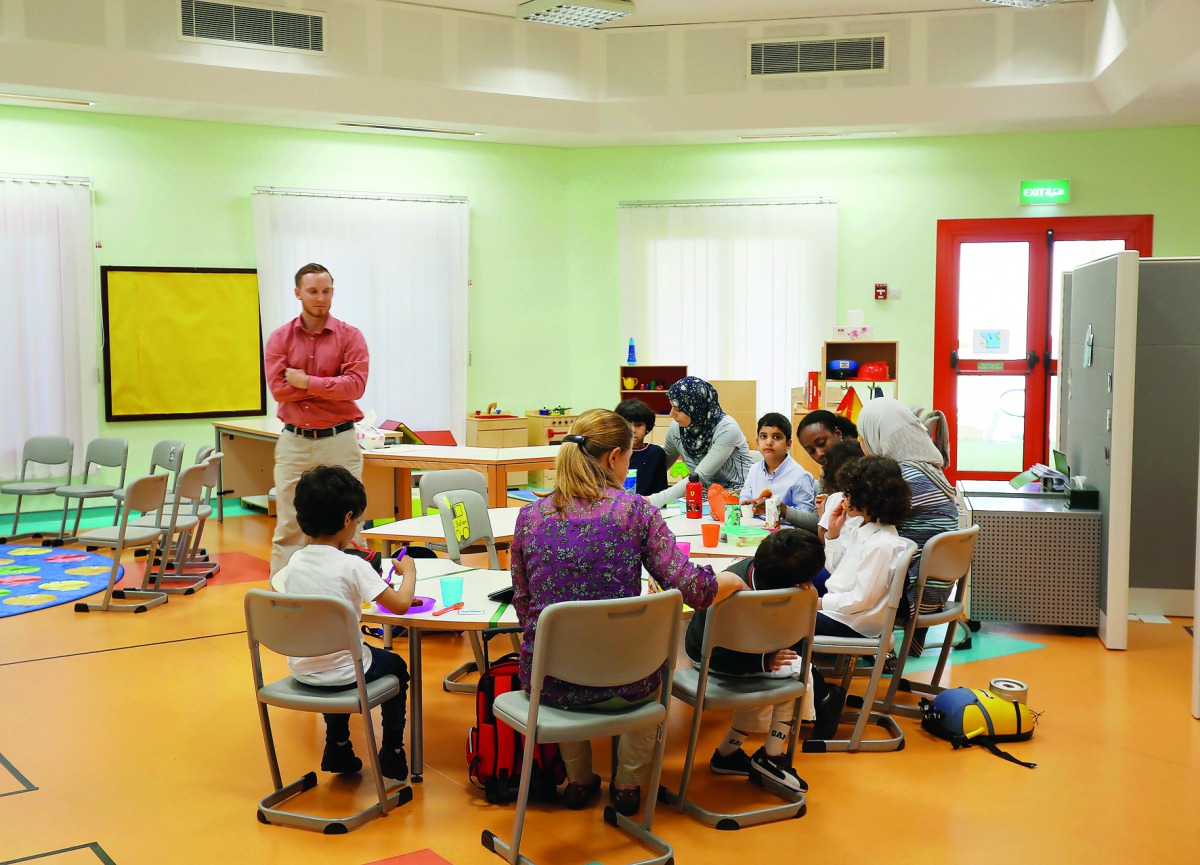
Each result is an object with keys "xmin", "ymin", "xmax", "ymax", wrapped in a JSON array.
[{"xmin": 283, "ymin": 421, "xmax": 356, "ymax": 439}]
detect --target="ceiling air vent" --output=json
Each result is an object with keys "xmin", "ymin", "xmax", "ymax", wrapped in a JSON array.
[
  {"xmin": 181, "ymin": 1, "xmax": 324, "ymax": 52},
  {"xmin": 750, "ymin": 36, "xmax": 886, "ymax": 76}
]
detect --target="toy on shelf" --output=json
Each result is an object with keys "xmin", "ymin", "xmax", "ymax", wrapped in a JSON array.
[
  {"xmin": 627, "ymin": 337, "xmax": 637, "ymax": 364},
  {"xmin": 473, "ymin": 402, "xmax": 517, "ymax": 419}
]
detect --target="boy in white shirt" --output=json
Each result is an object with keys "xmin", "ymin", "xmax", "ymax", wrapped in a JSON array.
[
  {"xmin": 818, "ymin": 456, "xmax": 911, "ymax": 639},
  {"xmin": 740, "ymin": 413, "xmax": 817, "ymax": 524},
  {"xmin": 274, "ymin": 465, "xmax": 417, "ymax": 783}
]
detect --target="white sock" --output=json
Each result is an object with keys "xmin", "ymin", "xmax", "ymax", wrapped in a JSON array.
[
  {"xmin": 717, "ymin": 727, "xmax": 749, "ymax": 757},
  {"xmin": 764, "ymin": 703, "xmax": 795, "ymax": 758}
]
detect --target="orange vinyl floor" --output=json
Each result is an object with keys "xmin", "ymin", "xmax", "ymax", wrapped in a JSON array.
[{"xmin": 2, "ymin": 512, "xmax": 1199, "ymax": 865}]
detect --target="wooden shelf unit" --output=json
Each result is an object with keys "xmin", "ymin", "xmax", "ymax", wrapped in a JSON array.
[
  {"xmin": 821, "ymin": 340, "xmax": 899, "ymax": 413},
  {"xmin": 618, "ymin": 364, "xmax": 686, "ymax": 417}
]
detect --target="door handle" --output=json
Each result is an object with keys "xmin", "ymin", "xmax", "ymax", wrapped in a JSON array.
[
  {"xmin": 950, "ymin": 350, "xmax": 958, "ymax": 370},
  {"xmin": 1027, "ymin": 351, "xmax": 1040, "ymax": 373}
]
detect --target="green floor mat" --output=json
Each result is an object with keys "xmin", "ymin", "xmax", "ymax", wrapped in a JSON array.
[
  {"xmin": 1, "ymin": 499, "xmax": 261, "ymax": 536},
  {"xmin": 891, "ymin": 622, "xmax": 1045, "ymax": 674}
]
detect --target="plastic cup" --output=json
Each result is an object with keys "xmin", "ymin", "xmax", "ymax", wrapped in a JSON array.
[
  {"xmin": 740, "ymin": 504, "xmax": 755, "ymax": 522},
  {"xmin": 440, "ymin": 576, "xmax": 464, "ymax": 607},
  {"xmin": 675, "ymin": 541, "xmax": 691, "ymax": 558},
  {"xmin": 701, "ymin": 523, "xmax": 720, "ymax": 548}
]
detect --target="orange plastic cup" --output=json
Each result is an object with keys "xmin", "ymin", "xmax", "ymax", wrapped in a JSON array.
[{"xmin": 701, "ymin": 522, "xmax": 720, "ymax": 548}]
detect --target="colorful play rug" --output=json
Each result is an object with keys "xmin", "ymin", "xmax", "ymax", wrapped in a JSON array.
[{"xmin": 0, "ymin": 544, "xmax": 122, "ymax": 618}]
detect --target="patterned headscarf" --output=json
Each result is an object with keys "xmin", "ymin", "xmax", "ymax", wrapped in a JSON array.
[{"xmin": 668, "ymin": 377, "xmax": 725, "ymax": 459}]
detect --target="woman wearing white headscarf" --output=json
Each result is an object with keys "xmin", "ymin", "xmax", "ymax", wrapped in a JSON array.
[{"xmin": 857, "ymin": 397, "xmax": 960, "ymax": 656}]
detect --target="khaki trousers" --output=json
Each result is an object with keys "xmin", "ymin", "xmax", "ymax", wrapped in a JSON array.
[
  {"xmin": 557, "ymin": 696, "xmax": 659, "ymax": 787},
  {"xmin": 270, "ymin": 428, "xmax": 363, "ymax": 576}
]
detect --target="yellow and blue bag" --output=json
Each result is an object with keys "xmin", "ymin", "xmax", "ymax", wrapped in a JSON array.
[{"xmin": 920, "ymin": 687, "xmax": 1038, "ymax": 768}]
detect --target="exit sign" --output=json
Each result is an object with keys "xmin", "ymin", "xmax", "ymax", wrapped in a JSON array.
[{"xmin": 1021, "ymin": 180, "xmax": 1070, "ymax": 205}]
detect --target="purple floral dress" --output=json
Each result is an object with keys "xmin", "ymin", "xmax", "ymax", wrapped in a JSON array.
[{"xmin": 510, "ymin": 488, "xmax": 718, "ymax": 707}]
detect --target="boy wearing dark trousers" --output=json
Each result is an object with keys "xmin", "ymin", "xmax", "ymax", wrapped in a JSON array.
[
  {"xmin": 615, "ymin": 398, "xmax": 670, "ymax": 496},
  {"xmin": 273, "ymin": 465, "xmax": 417, "ymax": 783},
  {"xmin": 684, "ymin": 528, "xmax": 838, "ymax": 794}
]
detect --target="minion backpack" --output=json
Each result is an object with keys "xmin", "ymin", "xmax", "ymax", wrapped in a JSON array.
[{"xmin": 920, "ymin": 687, "xmax": 1039, "ymax": 768}]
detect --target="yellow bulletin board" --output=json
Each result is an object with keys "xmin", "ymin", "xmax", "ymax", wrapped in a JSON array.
[{"xmin": 101, "ymin": 267, "xmax": 266, "ymax": 421}]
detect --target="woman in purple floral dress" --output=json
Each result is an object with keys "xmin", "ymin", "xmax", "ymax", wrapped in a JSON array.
[{"xmin": 510, "ymin": 408, "xmax": 747, "ymax": 816}]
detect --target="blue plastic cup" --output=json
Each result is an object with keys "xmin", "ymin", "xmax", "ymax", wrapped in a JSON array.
[{"xmin": 440, "ymin": 576, "xmax": 464, "ymax": 607}]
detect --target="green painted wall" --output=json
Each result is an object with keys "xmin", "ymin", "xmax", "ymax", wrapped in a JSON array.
[{"xmin": 2, "ymin": 105, "xmax": 1199, "ymax": 512}]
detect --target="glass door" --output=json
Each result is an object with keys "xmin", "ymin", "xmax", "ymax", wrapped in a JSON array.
[{"xmin": 934, "ymin": 216, "xmax": 1153, "ymax": 482}]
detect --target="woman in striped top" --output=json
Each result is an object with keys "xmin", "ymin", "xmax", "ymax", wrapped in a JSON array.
[{"xmin": 857, "ymin": 398, "xmax": 961, "ymax": 656}]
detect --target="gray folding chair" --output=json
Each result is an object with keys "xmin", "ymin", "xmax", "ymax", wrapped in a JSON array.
[
  {"xmin": 802, "ymin": 539, "xmax": 917, "ymax": 754},
  {"xmin": 0, "ymin": 436, "xmax": 73, "ymax": 543},
  {"xmin": 244, "ymin": 589, "xmax": 413, "ymax": 833},
  {"xmin": 878, "ymin": 526, "xmax": 980, "ymax": 718},
  {"xmin": 661, "ymin": 587, "xmax": 818, "ymax": 828},
  {"xmin": 432, "ymin": 489, "xmax": 517, "ymax": 693},
  {"xmin": 73, "ymin": 474, "xmax": 170, "ymax": 614},
  {"xmin": 149, "ymin": 453, "xmax": 223, "ymax": 580},
  {"xmin": 481, "ymin": 591, "xmax": 683, "ymax": 865},
  {"xmin": 417, "ymin": 469, "xmax": 496, "ymax": 555},
  {"xmin": 128, "ymin": 462, "xmax": 210, "ymax": 596},
  {"xmin": 52, "ymin": 437, "xmax": 128, "ymax": 546},
  {"xmin": 113, "ymin": 439, "xmax": 185, "ymax": 521}
]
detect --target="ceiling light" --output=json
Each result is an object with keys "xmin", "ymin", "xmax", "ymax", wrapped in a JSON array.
[
  {"xmin": 0, "ymin": 92, "xmax": 94, "ymax": 107},
  {"xmin": 336, "ymin": 122, "xmax": 481, "ymax": 136},
  {"xmin": 739, "ymin": 131, "xmax": 898, "ymax": 141},
  {"xmin": 977, "ymin": 0, "xmax": 1065, "ymax": 8},
  {"xmin": 517, "ymin": 0, "xmax": 634, "ymax": 29}
]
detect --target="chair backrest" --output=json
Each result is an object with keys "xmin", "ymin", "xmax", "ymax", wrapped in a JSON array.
[
  {"xmin": 886, "ymin": 540, "xmax": 920, "ymax": 613},
  {"xmin": 913, "ymin": 525, "xmax": 979, "ymax": 607},
  {"xmin": 700, "ymin": 587, "xmax": 818, "ymax": 659},
  {"xmin": 170, "ymin": 463, "xmax": 209, "ymax": 518},
  {"xmin": 149, "ymin": 440, "xmax": 186, "ymax": 478},
  {"xmin": 197, "ymin": 452, "xmax": 223, "ymax": 504},
  {"xmin": 244, "ymin": 589, "xmax": 363, "ymax": 660},
  {"xmin": 433, "ymin": 489, "xmax": 499, "ymax": 568},
  {"xmin": 20, "ymin": 436, "xmax": 73, "ymax": 482},
  {"xmin": 82, "ymin": 437, "xmax": 128, "ymax": 485},
  {"xmin": 420, "ymin": 469, "xmax": 488, "ymax": 514},
  {"xmin": 193, "ymin": 444, "xmax": 214, "ymax": 465},
  {"xmin": 530, "ymin": 590, "xmax": 683, "ymax": 692},
  {"xmin": 121, "ymin": 474, "xmax": 170, "ymax": 527}
]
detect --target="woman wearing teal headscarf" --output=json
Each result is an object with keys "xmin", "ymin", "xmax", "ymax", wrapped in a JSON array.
[{"xmin": 647, "ymin": 377, "xmax": 755, "ymax": 508}]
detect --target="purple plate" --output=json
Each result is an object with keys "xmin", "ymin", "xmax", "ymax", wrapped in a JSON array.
[{"xmin": 406, "ymin": 595, "xmax": 437, "ymax": 614}]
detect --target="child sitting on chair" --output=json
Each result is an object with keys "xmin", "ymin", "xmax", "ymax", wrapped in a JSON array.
[
  {"xmin": 817, "ymin": 455, "xmax": 911, "ymax": 640},
  {"xmin": 683, "ymin": 528, "xmax": 826, "ymax": 794},
  {"xmin": 273, "ymin": 465, "xmax": 418, "ymax": 783}
]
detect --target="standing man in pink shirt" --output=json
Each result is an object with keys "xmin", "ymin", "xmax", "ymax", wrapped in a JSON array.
[{"xmin": 264, "ymin": 263, "xmax": 369, "ymax": 576}]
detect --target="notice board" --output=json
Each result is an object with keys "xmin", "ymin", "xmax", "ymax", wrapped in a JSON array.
[{"xmin": 101, "ymin": 267, "xmax": 265, "ymax": 421}]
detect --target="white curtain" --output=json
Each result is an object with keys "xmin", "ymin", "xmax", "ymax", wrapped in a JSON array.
[
  {"xmin": 0, "ymin": 177, "xmax": 97, "ymax": 480},
  {"xmin": 618, "ymin": 201, "xmax": 837, "ymax": 421},
  {"xmin": 252, "ymin": 190, "xmax": 469, "ymax": 442}
]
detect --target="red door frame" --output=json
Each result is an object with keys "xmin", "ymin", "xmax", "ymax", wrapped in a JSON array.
[{"xmin": 934, "ymin": 215, "xmax": 1153, "ymax": 482}]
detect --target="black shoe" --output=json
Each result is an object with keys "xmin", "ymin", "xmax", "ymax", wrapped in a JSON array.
[
  {"xmin": 562, "ymin": 774, "xmax": 601, "ymax": 809},
  {"xmin": 320, "ymin": 741, "xmax": 362, "ymax": 775},
  {"xmin": 749, "ymin": 747, "xmax": 808, "ymax": 794},
  {"xmin": 812, "ymin": 684, "xmax": 847, "ymax": 740},
  {"xmin": 379, "ymin": 746, "xmax": 408, "ymax": 783},
  {"xmin": 608, "ymin": 782, "xmax": 641, "ymax": 817},
  {"xmin": 709, "ymin": 747, "xmax": 752, "ymax": 776}
]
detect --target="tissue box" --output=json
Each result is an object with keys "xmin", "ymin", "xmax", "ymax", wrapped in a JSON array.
[{"xmin": 1063, "ymin": 486, "xmax": 1099, "ymax": 510}]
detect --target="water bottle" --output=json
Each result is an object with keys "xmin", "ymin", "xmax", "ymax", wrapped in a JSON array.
[
  {"xmin": 685, "ymin": 473, "xmax": 702, "ymax": 519},
  {"xmin": 623, "ymin": 469, "xmax": 638, "ymax": 493}
]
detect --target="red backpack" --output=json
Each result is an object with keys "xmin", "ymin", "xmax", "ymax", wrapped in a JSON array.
[{"xmin": 466, "ymin": 653, "xmax": 566, "ymax": 803}]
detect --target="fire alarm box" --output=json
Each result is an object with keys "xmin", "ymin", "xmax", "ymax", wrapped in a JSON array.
[{"xmin": 874, "ymin": 283, "xmax": 888, "ymax": 300}]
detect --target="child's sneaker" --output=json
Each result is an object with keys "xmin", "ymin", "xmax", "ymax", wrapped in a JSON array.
[
  {"xmin": 748, "ymin": 747, "xmax": 808, "ymax": 794},
  {"xmin": 321, "ymin": 741, "xmax": 362, "ymax": 775},
  {"xmin": 709, "ymin": 747, "xmax": 752, "ymax": 776},
  {"xmin": 378, "ymin": 746, "xmax": 409, "ymax": 783}
]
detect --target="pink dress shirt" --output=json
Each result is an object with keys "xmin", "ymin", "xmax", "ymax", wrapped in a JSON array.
[{"xmin": 264, "ymin": 315, "xmax": 369, "ymax": 428}]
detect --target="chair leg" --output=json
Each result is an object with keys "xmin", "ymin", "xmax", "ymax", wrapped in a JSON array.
[
  {"xmin": 482, "ymin": 722, "xmax": 540, "ymax": 865},
  {"xmin": 1, "ymin": 495, "xmax": 40, "ymax": 543},
  {"xmin": 75, "ymin": 544, "xmax": 168, "ymax": 613},
  {"xmin": 444, "ymin": 631, "xmax": 488, "ymax": 693}
]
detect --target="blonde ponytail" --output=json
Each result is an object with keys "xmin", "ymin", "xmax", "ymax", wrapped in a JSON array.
[{"xmin": 550, "ymin": 409, "xmax": 633, "ymax": 513}]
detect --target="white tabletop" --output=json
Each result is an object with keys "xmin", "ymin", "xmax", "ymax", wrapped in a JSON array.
[
  {"xmin": 371, "ymin": 444, "xmax": 559, "ymax": 464},
  {"xmin": 364, "ymin": 506, "xmax": 522, "ymax": 543},
  {"xmin": 661, "ymin": 512, "xmax": 758, "ymax": 558}
]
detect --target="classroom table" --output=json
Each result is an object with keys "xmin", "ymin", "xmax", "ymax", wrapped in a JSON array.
[
  {"xmin": 661, "ymin": 512, "xmax": 758, "ymax": 559},
  {"xmin": 362, "ymin": 506, "xmax": 522, "ymax": 555},
  {"xmin": 361, "ymin": 556, "xmax": 740, "ymax": 781},
  {"xmin": 212, "ymin": 418, "xmax": 558, "ymax": 523}
]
